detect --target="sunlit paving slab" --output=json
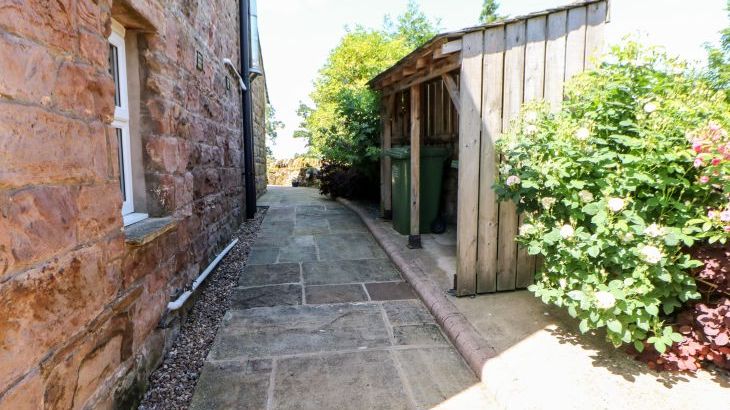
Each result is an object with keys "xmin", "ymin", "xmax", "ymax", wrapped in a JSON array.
[
  {"xmin": 208, "ymin": 303, "xmax": 391, "ymax": 360},
  {"xmin": 270, "ymin": 350, "xmax": 411, "ymax": 410},
  {"xmin": 230, "ymin": 284, "xmax": 302, "ymax": 309},
  {"xmin": 315, "ymin": 232, "xmax": 387, "ymax": 260},
  {"xmin": 302, "ymin": 258, "xmax": 401, "ymax": 285},
  {"xmin": 189, "ymin": 360, "xmax": 272, "ymax": 410},
  {"xmin": 238, "ymin": 263, "xmax": 301, "ymax": 287}
]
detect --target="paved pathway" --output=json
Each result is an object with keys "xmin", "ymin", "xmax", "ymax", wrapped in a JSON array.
[{"xmin": 190, "ymin": 187, "xmax": 482, "ymax": 410}]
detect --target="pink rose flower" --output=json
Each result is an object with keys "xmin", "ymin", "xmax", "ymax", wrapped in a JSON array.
[
  {"xmin": 724, "ymin": 226, "xmax": 730, "ymax": 233},
  {"xmin": 712, "ymin": 158, "xmax": 721, "ymax": 166},
  {"xmin": 709, "ymin": 121, "xmax": 721, "ymax": 132},
  {"xmin": 694, "ymin": 157, "xmax": 704, "ymax": 168},
  {"xmin": 692, "ymin": 141, "xmax": 703, "ymax": 153},
  {"xmin": 721, "ymin": 210, "xmax": 730, "ymax": 222},
  {"xmin": 708, "ymin": 210, "xmax": 718, "ymax": 219},
  {"xmin": 700, "ymin": 175, "xmax": 710, "ymax": 184}
]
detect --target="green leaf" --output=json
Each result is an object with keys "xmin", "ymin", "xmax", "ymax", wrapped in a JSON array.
[
  {"xmin": 579, "ymin": 319, "xmax": 589, "ymax": 334},
  {"xmin": 634, "ymin": 340, "xmax": 645, "ymax": 352},
  {"xmin": 669, "ymin": 332, "xmax": 684, "ymax": 343},
  {"xmin": 587, "ymin": 246, "xmax": 600, "ymax": 258},
  {"xmin": 645, "ymin": 305, "xmax": 659, "ymax": 316},
  {"xmin": 582, "ymin": 203, "xmax": 600, "ymax": 216},
  {"xmin": 654, "ymin": 340, "xmax": 667, "ymax": 354},
  {"xmin": 607, "ymin": 320, "xmax": 622, "ymax": 333}
]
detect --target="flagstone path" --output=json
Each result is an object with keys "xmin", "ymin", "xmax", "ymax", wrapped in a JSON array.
[{"xmin": 189, "ymin": 187, "xmax": 486, "ymax": 410}]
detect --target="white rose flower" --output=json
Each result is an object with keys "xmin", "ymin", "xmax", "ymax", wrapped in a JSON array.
[
  {"xmin": 644, "ymin": 102, "xmax": 657, "ymax": 113},
  {"xmin": 575, "ymin": 127, "xmax": 590, "ymax": 141},
  {"xmin": 578, "ymin": 190, "xmax": 594, "ymax": 203},
  {"xmin": 595, "ymin": 291, "xmax": 616, "ymax": 309},
  {"xmin": 643, "ymin": 223, "xmax": 665, "ymax": 238},
  {"xmin": 505, "ymin": 175, "xmax": 521, "ymax": 186},
  {"xmin": 541, "ymin": 197, "xmax": 557, "ymax": 210},
  {"xmin": 607, "ymin": 197, "xmax": 625, "ymax": 212},
  {"xmin": 519, "ymin": 224, "xmax": 536, "ymax": 236},
  {"xmin": 640, "ymin": 245, "xmax": 663, "ymax": 264},
  {"xmin": 560, "ymin": 224, "xmax": 575, "ymax": 239},
  {"xmin": 525, "ymin": 124, "xmax": 538, "ymax": 135},
  {"xmin": 524, "ymin": 111, "xmax": 539, "ymax": 123}
]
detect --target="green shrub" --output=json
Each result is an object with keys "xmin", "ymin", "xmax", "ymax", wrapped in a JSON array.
[{"xmin": 494, "ymin": 42, "xmax": 730, "ymax": 353}]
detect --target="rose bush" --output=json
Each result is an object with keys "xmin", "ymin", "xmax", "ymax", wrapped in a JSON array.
[{"xmin": 494, "ymin": 42, "xmax": 730, "ymax": 354}]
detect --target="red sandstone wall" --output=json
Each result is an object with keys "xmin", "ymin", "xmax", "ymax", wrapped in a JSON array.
[{"xmin": 0, "ymin": 1, "xmax": 251, "ymax": 408}]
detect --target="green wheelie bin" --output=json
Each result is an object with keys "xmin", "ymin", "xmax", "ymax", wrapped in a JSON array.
[{"xmin": 385, "ymin": 145, "xmax": 450, "ymax": 235}]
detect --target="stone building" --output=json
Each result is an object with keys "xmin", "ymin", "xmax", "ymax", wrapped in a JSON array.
[{"xmin": 0, "ymin": 0, "xmax": 267, "ymax": 408}]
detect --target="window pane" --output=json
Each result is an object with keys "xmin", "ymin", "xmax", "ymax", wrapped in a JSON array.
[
  {"xmin": 116, "ymin": 128, "xmax": 126, "ymax": 201},
  {"xmin": 109, "ymin": 44, "xmax": 120, "ymax": 107}
]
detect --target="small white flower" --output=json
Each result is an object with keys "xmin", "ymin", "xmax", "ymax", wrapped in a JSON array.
[
  {"xmin": 578, "ymin": 190, "xmax": 594, "ymax": 203},
  {"xmin": 505, "ymin": 175, "xmax": 521, "ymax": 187},
  {"xmin": 575, "ymin": 127, "xmax": 590, "ymax": 141},
  {"xmin": 640, "ymin": 245, "xmax": 663, "ymax": 264},
  {"xmin": 524, "ymin": 111, "xmax": 539, "ymax": 123},
  {"xmin": 541, "ymin": 197, "xmax": 557, "ymax": 210},
  {"xmin": 519, "ymin": 224, "xmax": 536, "ymax": 236},
  {"xmin": 525, "ymin": 124, "xmax": 538, "ymax": 135},
  {"xmin": 607, "ymin": 197, "xmax": 625, "ymax": 212},
  {"xmin": 644, "ymin": 102, "xmax": 657, "ymax": 114},
  {"xmin": 595, "ymin": 291, "xmax": 616, "ymax": 309},
  {"xmin": 621, "ymin": 231, "xmax": 635, "ymax": 243},
  {"xmin": 643, "ymin": 223, "xmax": 665, "ymax": 238},
  {"xmin": 559, "ymin": 278, "xmax": 567, "ymax": 289},
  {"xmin": 560, "ymin": 224, "xmax": 575, "ymax": 239}
]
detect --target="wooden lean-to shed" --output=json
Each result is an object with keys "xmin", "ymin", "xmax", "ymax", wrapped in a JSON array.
[{"xmin": 370, "ymin": 0, "xmax": 609, "ymax": 296}]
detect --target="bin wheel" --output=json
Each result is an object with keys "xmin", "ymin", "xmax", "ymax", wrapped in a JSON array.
[{"xmin": 431, "ymin": 216, "xmax": 446, "ymax": 234}]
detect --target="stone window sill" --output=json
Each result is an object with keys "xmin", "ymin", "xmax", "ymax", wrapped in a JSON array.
[{"xmin": 124, "ymin": 216, "xmax": 177, "ymax": 247}]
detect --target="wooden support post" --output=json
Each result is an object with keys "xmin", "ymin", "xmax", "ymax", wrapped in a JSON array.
[
  {"xmin": 408, "ymin": 84, "xmax": 421, "ymax": 249},
  {"xmin": 455, "ymin": 31, "xmax": 484, "ymax": 296},
  {"xmin": 381, "ymin": 94, "xmax": 394, "ymax": 219}
]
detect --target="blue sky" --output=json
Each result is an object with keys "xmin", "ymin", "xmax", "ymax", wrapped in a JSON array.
[{"xmin": 259, "ymin": 0, "xmax": 728, "ymax": 159}]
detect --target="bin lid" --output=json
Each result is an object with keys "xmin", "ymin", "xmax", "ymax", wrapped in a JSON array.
[{"xmin": 384, "ymin": 145, "xmax": 451, "ymax": 159}]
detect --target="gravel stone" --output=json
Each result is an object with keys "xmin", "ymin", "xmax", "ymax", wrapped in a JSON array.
[{"xmin": 138, "ymin": 208, "xmax": 266, "ymax": 410}]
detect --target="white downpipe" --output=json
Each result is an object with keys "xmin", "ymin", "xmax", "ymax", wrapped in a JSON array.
[
  {"xmin": 223, "ymin": 58, "xmax": 247, "ymax": 91},
  {"xmin": 166, "ymin": 238, "xmax": 239, "ymax": 311}
]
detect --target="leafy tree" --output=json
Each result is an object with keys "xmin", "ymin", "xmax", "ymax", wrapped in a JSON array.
[
  {"xmin": 295, "ymin": 1, "xmax": 439, "ymax": 180},
  {"xmin": 265, "ymin": 104, "xmax": 284, "ymax": 158},
  {"xmin": 384, "ymin": 0, "xmax": 441, "ymax": 49},
  {"xmin": 297, "ymin": 28, "xmax": 410, "ymax": 171},
  {"xmin": 479, "ymin": 0, "xmax": 505, "ymax": 24},
  {"xmin": 706, "ymin": 1, "xmax": 730, "ymax": 99},
  {"xmin": 265, "ymin": 103, "xmax": 284, "ymax": 144}
]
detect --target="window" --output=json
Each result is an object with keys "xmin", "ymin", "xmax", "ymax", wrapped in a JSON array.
[{"xmin": 109, "ymin": 19, "xmax": 147, "ymax": 226}]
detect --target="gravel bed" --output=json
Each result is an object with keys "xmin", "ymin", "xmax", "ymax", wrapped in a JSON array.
[{"xmin": 138, "ymin": 208, "xmax": 266, "ymax": 410}]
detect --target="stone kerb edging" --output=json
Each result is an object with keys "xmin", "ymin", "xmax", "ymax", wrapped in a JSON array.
[{"xmin": 337, "ymin": 198, "xmax": 496, "ymax": 380}]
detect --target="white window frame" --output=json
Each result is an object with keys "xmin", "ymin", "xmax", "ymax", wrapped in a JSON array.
[{"xmin": 110, "ymin": 19, "xmax": 147, "ymax": 226}]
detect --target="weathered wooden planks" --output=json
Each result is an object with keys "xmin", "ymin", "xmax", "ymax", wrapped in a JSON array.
[
  {"xmin": 515, "ymin": 16, "xmax": 547, "ymax": 289},
  {"xmin": 476, "ymin": 26, "xmax": 504, "ymax": 294},
  {"xmin": 565, "ymin": 6, "xmax": 587, "ymax": 81},
  {"xmin": 496, "ymin": 21, "xmax": 526, "ymax": 292},
  {"xmin": 585, "ymin": 1, "xmax": 608, "ymax": 70},
  {"xmin": 455, "ymin": 31, "xmax": 484, "ymax": 296},
  {"xmin": 544, "ymin": 10, "xmax": 568, "ymax": 111}
]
